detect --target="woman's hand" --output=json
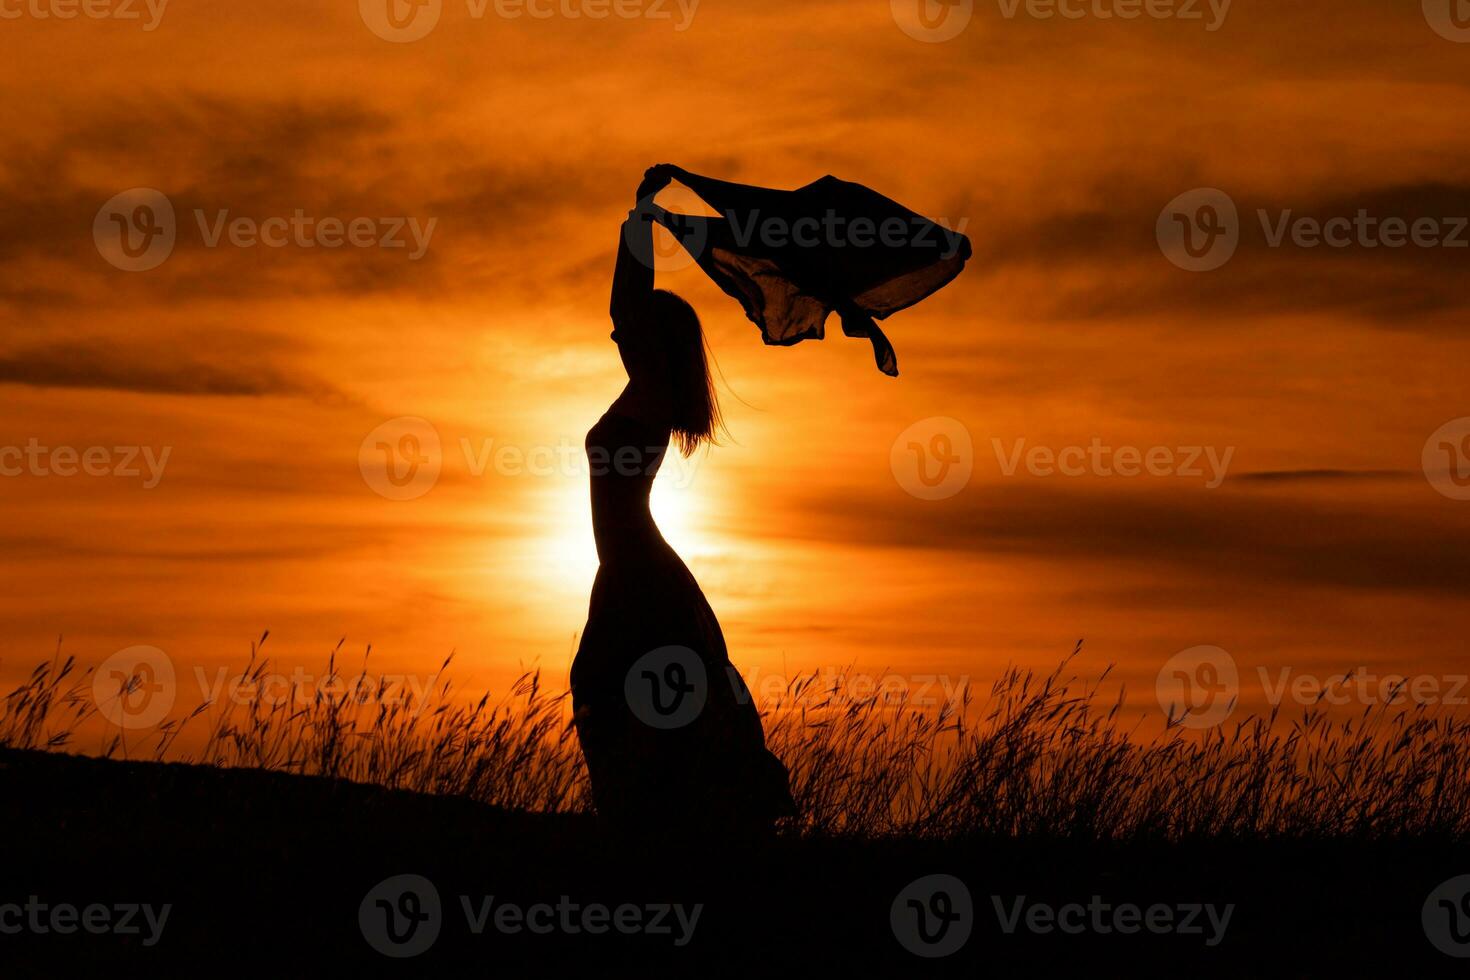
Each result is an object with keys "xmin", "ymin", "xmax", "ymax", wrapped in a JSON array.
[{"xmin": 635, "ymin": 163, "xmax": 683, "ymax": 201}]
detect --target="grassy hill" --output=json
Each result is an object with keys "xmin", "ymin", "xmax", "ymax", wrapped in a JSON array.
[{"xmin": 3, "ymin": 746, "xmax": 1468, "ymax": 976}]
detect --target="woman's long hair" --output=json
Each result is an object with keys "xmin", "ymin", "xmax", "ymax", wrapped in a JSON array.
[{"xmin": 651, "ymin": 289, "xmax": 724, "ymax": 456}]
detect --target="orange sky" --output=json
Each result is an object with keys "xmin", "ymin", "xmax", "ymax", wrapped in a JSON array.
[{"xmin": 3, "ymin": 0, "xmax": 1470, "ymax": 733}]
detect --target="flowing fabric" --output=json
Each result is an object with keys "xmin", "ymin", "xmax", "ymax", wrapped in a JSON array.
[{"xmin": 656, "ymin": 170, "xmax": 972, "ymax": 376}]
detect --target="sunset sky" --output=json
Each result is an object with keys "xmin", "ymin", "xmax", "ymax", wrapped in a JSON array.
[{"xmin": 3, "ymin": 0, "xmax": 1470, "ymax": 732}]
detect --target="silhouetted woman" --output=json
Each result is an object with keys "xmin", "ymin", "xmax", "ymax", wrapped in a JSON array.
[{"xmin": 570, "ymin": 165, "xmax": 795, "ymax": 837}]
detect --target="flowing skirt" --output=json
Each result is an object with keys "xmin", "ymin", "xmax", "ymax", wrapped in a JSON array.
[{"xmin": 571, "ymin": 551, "xmax": 794, "ymax": 835}]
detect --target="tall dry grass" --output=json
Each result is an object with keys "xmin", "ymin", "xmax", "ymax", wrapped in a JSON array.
[{"xmin": 5, "ymin": 637, "xmax": 1470, "ymax": 840}]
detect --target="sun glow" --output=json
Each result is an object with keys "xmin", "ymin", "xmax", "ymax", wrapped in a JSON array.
[
  {"xmin": 650, "ymin": 474, "xmax": 705, "ymax": 559},
  {"xmin": 534, "ymin": 450, "xmax": 716, "ymax": 600}
]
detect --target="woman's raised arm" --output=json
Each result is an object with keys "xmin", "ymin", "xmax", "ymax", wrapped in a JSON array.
[{"xmin": 609, "ymin": 165, "xmax": 683, "ymax": 329}]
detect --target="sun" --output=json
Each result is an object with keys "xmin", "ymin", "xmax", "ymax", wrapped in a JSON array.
[
  {"xmin": 535, "ymin": 455, "xmax": 715, "ymax": 600},
  {"xmin": 650, "ymin": 474, "xmax": 704, "ymax": 558}
]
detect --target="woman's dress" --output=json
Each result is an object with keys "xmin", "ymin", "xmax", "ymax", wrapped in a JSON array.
[{"xmin": 570, "ymin": 411, "xmax": 794, "ymax": 834}]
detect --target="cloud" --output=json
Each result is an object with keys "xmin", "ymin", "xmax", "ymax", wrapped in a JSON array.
[
  {"xmin": 1231, "ymin": 469, "xmax": 1412, "ymax": 484},
  {"xmin": 0, "ymin": 95, "xmax": 613, "ymax": 307},
  {"xmin": 787, "ymin": 482, "xmax": 1470, "ymax": 597},
  {"xmin": 956, "ymin": 179, "xmax": 1470, "ymax": 327},
  {"xmin": 0, "ymin": 340, "xmax": 329, "ymax": 397}
]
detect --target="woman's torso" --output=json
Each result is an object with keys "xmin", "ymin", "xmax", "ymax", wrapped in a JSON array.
[{"xmin": 586, "ymin": 410, "xmax": 675, "ymax": 566}]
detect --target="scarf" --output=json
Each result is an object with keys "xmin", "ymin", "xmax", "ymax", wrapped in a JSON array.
[{"xmin": 654, "ymin": 170, "xmax": 971, "ymax": 376}]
